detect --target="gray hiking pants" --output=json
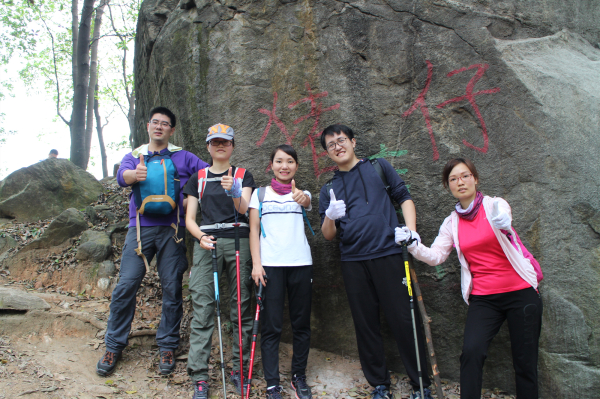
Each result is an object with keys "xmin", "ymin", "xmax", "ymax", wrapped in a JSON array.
[{"xmin": 187, "ymin": 238, "xmax": 253, "ymax": 383}]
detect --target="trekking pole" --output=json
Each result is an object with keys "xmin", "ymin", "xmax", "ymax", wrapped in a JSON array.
[
  {"xmin": 409, "ymin": 261, "xmax": 445, "ymax": 399},
  {"xmin": 212, "ymin": 243, "xmax": 228, "ymax": 399},
  {"xmin": 246, "ymin": 277, "xmax": 266, "ymax": 399},
  {"xmin": 400, "ymin": 239, "xmax": 425, "ymax": 399},
  {"xmin": 233, "ymin": 222, "xmax": 245, "ymax": 399}
]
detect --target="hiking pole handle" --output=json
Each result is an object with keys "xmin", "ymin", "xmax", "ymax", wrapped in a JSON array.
[
  {"xmin": 211, "ymin": 242, "xmax": 218, "ymax": 273},
  {"xmin": 234, "ymin": 223, "xmax": 240, "ymax": 251}
]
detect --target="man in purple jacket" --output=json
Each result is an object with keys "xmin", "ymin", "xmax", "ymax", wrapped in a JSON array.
[{"xmin": 96, "ymin": 107, "xmax": 209, "ymax": 377}]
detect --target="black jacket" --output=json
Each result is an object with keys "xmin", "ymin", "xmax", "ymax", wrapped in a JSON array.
[{"xmin": 318, "ymin": 158, "xmax": 412, "ymax": 261}]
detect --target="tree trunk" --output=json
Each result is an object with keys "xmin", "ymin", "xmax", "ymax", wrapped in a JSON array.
[
  {"xmin": 71, "ymin": 0, "xmax": 79, "ymax": 89},
  {"xmin": 94, "ymin": 85, "xmax": 108, "ymax": 178},
  {"xmin": 83, "ymin": 0, "xmax": 109, "ymax": 167},
  {"xmin": 69, "ymin": 0, "xmax": 96, "ymax": 169}
]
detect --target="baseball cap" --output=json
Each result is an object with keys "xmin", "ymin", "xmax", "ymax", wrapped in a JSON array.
[{"xmin": 206, "ymin": 123, "xmax": 234, "ymax": 142}]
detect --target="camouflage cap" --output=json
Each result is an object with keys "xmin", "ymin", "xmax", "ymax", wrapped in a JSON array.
[{"xmin": 206, "ymin": 123, "xmax": 234, "ymax": 142}]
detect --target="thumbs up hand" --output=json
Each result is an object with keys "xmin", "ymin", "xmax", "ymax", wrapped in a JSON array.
[
  {"xmin": 291, "ymin": 179, "xmax": 308, "ymax": 206},
  {"xmin": 491, "ymin": 199, "xmax": 511, "ymax": 230},
  {"xmin": 325, "ymin": 189, "xmax": 346, "ymax": 220},
  {"xmin": 221, "ymin": 167, "xmax": 234, "ymax": 191},
  {"xmin": 135, "ymin": 154, "xmax": 147, "ymax": 182}
]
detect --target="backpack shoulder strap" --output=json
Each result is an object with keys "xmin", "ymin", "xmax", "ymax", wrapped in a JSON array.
[
  {"xmin": 258, "ymin": 186, "xmax": 266, "ymax": 238},
  {"xmin": 198, "ymin": 167, "xmax": 209, "ymax": 200},
  {"xmin": 370, "ymin": 158, "xmax": 390, "ymax": 195},
  {"xmin": 233, "ymin": 167, "xmax": 246, "ymax": 180}
]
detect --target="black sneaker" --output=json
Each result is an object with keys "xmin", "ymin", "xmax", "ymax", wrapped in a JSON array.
[
  {"xmin": 159, "ymin": 350, "xmax": 176, "ymax": 375},
  {"xmin": 291, "ymin": 374, "xmax": 312, "ymax": 399},
  {"xmin": 96, "ymin": 350, "xmax": 121, "ymax": 376},
  {"xmin": 192, "ymin": 381, "xmax": 209, "ymax": 399},
  {"xmin": 230, "ymin": 370, "xmax": 250, "ymax": 394},
  {"xmin": 266, "ymin": 385, "xmax": 284, "ymax": 399},
  {"xmin": 410, "ymin": 388, "xmax": 433, "ymax": 399},
  {"xmin": 371, "ymin": 385, "xmax": 391, "ymax": 399}
]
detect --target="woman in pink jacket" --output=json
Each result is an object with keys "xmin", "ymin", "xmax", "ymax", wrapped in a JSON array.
[{"xmin": 395, "ymin": 158, "xmax": 542, "ymax": 399}]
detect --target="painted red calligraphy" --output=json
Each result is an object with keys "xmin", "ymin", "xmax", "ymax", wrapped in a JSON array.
[
  {"xmin": 436, "ymin": 63, "xmax": 500, "ymax": 153},
  {"xmin": 402, "ymin": 60, "xmax": 438, "ymax": 161},
  {"xmin": 257, "ymin": 83, "xmax": 340, "ymax": 177},
  {"xmin": 256, "ymin": 92, "xmax": 295, "ymax": 147},
  {"xmin": 288, "ymin": 82, "xmax": 340, "ymax": 177}
]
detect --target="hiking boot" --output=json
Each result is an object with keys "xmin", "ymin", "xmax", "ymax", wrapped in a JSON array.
[
  {"xmin": 159, "ymin": 350, "xmax": 176, "ymax": 375},
  {"xmin": 96, "ymin": 350, "xmax": 121, "ymax": 376},
  {"xmin": 266, "ymin": 385, "xmax": 284, "ymax": 399},
  {"xmin": 410, "ymin": 388, "xmax": 433, "ymax": 399},
  {"xmin": 371, "ymin": 385, "xmax": 391, "ymax": 399},
  {"xmin": 291, "ymin": 374, "xmax": 312, "ymax": 399},
  {"xmin": 192, "ymin": 381, "xmax": 209, "ymax": 399},
  {"xmin": 230, "ymin": 370, "xmax": 250, "ymax": 394}
]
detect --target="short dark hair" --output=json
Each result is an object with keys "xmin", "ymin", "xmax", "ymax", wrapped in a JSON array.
[
  {"xmin": 49, "ymin": 149, "xmax": 58, "ymax": 155},
  {"xmin": 270, "ymin": 144, "xmax": 298, "ymax": 163},
  {"xmin": 149, "ymin": 106, "xmax": 177, "ymax": 128},
  {"xmin": 442, "ymin": 158, "xmax": 479, "ymax": 188},
  {"xmin": 320, "ymin": 124, "xmax": 355, "ymax": 150}
]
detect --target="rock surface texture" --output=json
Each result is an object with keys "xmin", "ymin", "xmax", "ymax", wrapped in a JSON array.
[
  {"xmin": 0, "ymin": 159, "xmax": 104, "ymax": 222},
  {"xmin": 134, "ymin": 1, "xmax": 600, "ymax": 396}
]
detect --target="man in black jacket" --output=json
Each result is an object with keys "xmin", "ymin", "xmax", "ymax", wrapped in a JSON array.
[{"xmin": 318, "ymin": 124, "xmax": 432, "ymax": 399}]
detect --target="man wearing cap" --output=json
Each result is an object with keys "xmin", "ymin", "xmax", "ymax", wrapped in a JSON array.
[
  {"xmin": 96, "ymin": 106, "xmax": 209, "ymax": 377},
  {"xmin": 183, "ymin": 123, "xmax": 256, "ymax": 399}
]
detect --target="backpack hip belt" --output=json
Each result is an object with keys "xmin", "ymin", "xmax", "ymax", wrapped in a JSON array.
[{"xmin": 201, "ymin": 222, "xmax": 249, "ymax": 230}]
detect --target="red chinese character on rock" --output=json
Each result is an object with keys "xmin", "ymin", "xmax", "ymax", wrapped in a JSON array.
[
  {"xmin": 256, "ymin": 83, "xmax": 341, "ymax": 177},
  {"xmin": 436, "ymin": 63, "xmax": 500, "ymax": 153},
  {"xmin": 402, "ymin": 60, "xmax": 438, "ymax": 161},
  {"xmin": 289, "ymin": 82, "xmax": 340, "ymax": 177},
  {"xmin": 256, "ymin": 92, "xmax": 295, "ymax": 147}
]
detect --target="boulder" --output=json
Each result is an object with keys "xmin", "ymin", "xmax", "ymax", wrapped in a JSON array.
[
  {"xmin": 134, "ymin": 0, "xmax": 600, "ymax": 395},
  {"xmin": 107, "ymin": 220, "xmax": 129, "ymax": 237},
  {"xmin": 21, "ymin": 208, "xmax": 87, "ymax": 251},
  {"xmin": 85, "ymin": 205, "xmax": 99, "ymax": 225},
  {"xmin": 97, "ymin": 260, "xmax": 116, "ymax": 278},
  {"xmin": 0, "ymin": 287, "xmax": 51, "ymax": 310},
  {"xmin": 0, "ymin": 158, "xmax": 103, "ymax": 222},
  {"xmin": 76, "ymin": 230, "xmax": 112, "ymax": 262},
  {"xmin": 0, "ymin": 234, "xmax": 17, "ymax": 254}
]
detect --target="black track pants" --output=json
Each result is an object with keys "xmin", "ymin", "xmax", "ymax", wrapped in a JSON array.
[
  {"xmin": 341, "ymin": 254, "xmax": 430, "ymax": 390},
  {"xmin": 460, "ymin": 287, "xmax": 542, "ymax": 399},
  {"xmin": 260, "ymin": 265, "xmax": 313, "ymax": 387}
]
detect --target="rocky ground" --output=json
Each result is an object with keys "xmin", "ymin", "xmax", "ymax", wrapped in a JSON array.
[{"xmin": 0, "ymin": 180, "xmax": 515, "ymax": 399}]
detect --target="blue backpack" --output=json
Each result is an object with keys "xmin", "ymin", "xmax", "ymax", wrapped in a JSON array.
[
  {"xmin": 132, "ymin": 151, "xmax": 180, "ymax": 215},
  {"xmin": 132, "ymin": 151, "xmax": 182, "ymax": 271}
]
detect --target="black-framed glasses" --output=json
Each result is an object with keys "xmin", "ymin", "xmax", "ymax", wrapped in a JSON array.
[
  {"xmin": 209, "ymin": 139, "xmax": 232, "ymax": 147},
  {"xmin": 150, "ymin": 119, "xmax": 172, "ymax": 128},
  {"xmin": 326, "ymin": 137, "xmax": 348, "ymax": 151}
]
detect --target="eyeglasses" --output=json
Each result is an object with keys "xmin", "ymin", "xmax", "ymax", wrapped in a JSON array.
[
  {"xmin": 448, "ymin": 173, "xmax": 474, "ymax": 185},
  {"xmin": 209, "ymin": 139, "xmax": 232, "ymax": 147},
  {"xmin": 150, "ymin": 119, "xmax": 172, "ymax": 128},
  {"xmin": 326, "ymin": 137, "xmax": 348, "ymax": 151}
]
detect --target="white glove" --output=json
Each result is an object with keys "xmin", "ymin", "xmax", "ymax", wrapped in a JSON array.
[
  {"xmin": 491, "ymin": 200, "xmax": 511, "ymax": 230},
  {"xmin": 325, "ymin": 189, "xmax": 346, "ymax": 220},
  {"xmin": 395, "ymin": 226, "xmax": 420, "ymax": 248}
]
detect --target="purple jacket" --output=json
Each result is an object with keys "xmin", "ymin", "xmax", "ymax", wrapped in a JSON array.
[{"xmin": 117, "ymin": 148, "xmax": 209, "ymax": 227}]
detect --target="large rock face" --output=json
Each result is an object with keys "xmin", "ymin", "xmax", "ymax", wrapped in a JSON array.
[
  {"xmin": 0, "ymin": 159, "xmax": 104, "ymax": 222},
  {"xmin": 134, "ymin": 1, "xmax": 600, "ymax": 396}
]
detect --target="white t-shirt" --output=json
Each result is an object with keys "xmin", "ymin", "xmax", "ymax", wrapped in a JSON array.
[{"xmin": 248, "ymin": 186, "xmax": 313, "ymax": 267}]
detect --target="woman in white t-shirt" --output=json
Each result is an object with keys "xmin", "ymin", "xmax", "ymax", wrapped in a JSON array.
[{"xmin": 249, "ymin": 144, "xmax": 314, "ymax": 399}]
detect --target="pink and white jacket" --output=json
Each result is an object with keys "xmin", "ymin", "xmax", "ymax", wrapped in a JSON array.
[{"xmin": 409, "ymin": 196, "xmax": 538, "ymax": 304}]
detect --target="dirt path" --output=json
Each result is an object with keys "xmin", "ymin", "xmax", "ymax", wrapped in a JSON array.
[{"xmin": 0, "ymin": 283, "xmax": 514, "ymax": 399}]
